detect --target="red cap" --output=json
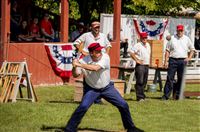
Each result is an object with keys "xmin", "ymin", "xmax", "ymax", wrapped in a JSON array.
[
  {"xmin": 88, "ymin": 43, "xmax": 104, "ymax": 52},
  {"xmin": 177, "ymin": 24, "xmax": 184, "ymax": 31},
  {"xmin": 140, "ymin": 32, "xmax": 148, "ymax": 38}
]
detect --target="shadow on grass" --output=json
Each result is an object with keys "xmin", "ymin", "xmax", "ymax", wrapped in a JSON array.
[
  {"xmin": 78, "ymin": 127, "xmax": 117, "ymax": 132},
  {"xmin": 41, "ymin": 125, "xmax": 65, "ymax": 131},
  {"xmin": 124, "ymin": 96, "xmax": 163, "ymax": 101},
  {"xmin": 145, "ymin": 96, "xmax": 200, "ymax": 100},
  {"xmin": 145, "ymin": 96, "xmax": 162, "ymax": 100},
  {"xmin": 125, "ymin": 98, "xmax": 136, "ymax": 101},
  {"xmin": 41, "ymin": 125, "xmax": 116, "ymax": 132},
  {"xmin": 49, "ymin": 100, "xmax": 80, "ymax": 104}
]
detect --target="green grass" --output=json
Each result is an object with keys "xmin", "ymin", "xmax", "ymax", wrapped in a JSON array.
[{"xmin": 0, "ymin": 84, "xmax": 200, "ymax": 132}]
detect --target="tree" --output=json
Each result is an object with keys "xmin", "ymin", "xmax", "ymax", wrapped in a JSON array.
[
  {"xmin": 125, "ymin": 0, "xmax": 200, "ymax": 16},
  {"xmin": 75, "ymin": 0, "xmax": 113, "ymax": 25},
  {"xmin": 32, "ymin": 0, "xmax": 200, "ymax": 26},
  {"xmin": 33, "ymin": 0, "xmax": 60, "ymax": 15}
]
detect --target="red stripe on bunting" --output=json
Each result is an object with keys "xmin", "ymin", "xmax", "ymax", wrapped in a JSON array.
[
  {"xmin": 44, "ymin": 44, "xmax": 72, "ymax": 79},
  {"xmin": 159, "ymin": 19, "xmax": 169, "ymax": 40},
  {"xmin": 133, "ymin": 19, "xmax": 141, "ymax": 38},
  {"xmin": 61, "ymin": 45, "xmax": 73, "ymax": 50}
]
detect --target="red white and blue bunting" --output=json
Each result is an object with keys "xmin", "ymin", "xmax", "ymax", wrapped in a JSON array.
[
  {"xmin": 133, "ymin": 17, "xmax": 169, "ymax": 40},
  {"xmin": 44, "ymin": 43, "xmax": 74, "ymax": 79}
]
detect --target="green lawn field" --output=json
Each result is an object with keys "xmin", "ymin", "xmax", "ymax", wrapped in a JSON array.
[{"xmin": 0, "ymin": 84, "xmax": 199, "ymax": 132}]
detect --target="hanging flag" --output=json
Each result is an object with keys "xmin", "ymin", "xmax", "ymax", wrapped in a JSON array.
[
  {"xmin": 133, "ymin": 17, "xmax": 169, "ymax": 40},
  {"xmin": 44, "ymin": 43, "xmax": 74, "ymax": 79}
]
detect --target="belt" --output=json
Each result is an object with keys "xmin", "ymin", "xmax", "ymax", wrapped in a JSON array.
[
  {"xmin": 171, "ymin": 57, "xmax": 185, "ymax": 60},
  {"xmin": 136, "ymin": 64, "xmax": 149, "ymax": 66}
]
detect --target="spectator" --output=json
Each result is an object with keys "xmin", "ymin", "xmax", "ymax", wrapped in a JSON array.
[
  {"xmin": 29, "ymin": 17, "xmax": 40, "ymax": 37},
  {"xmin": 120, "ymin": 29, "xmax": 129, "ymax": 58},
  {"xmin": 29, "ymin": 17, "xmax": 46, "ymax": 42},
  {"xmin": 40, "ymin": 13, "xmax": 55, "ymax": 41},
  {"xmin": 129, "ymin": 32, "xmax": 151, "ymax": 101},
  {"xmin": 107, "ymin": 29, "xmax": 129, "ymax": 58},
  {"xmin": 65, "ymin": 42, "xmax": 144, "ymax": 132},
  {"xmin": 162, "ymin": 24, "xmax": 195, "ymax": 100},
  {"xmin": 18, "ymin": 20, "xmax": 32, "ymax": 42},
  {"xmin": 194, "ymin": 29, "xmax": 200, "ymax": 50},
  {"xmin": 70, "ymin": 22, "xmax": 85, "ymax": 42},
  {"xmin": 10, "ymin": 0, "xmax": 22, "ymax": 41}
]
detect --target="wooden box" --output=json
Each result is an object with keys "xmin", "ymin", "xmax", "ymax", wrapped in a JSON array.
[
  {"xmin": 148, "ymin": 40, "xmax": 164, "ymax": 67},
  {"xmin": 112, "ymin": 79, "xmax": 125, "ymax": 97},
  {"xmin": 74, "ymin": 79, "xmax": 125, "ymax": 102},
  {"xmin": 74, "ymin": 79, "xmax": 84, "ymax": 102}
]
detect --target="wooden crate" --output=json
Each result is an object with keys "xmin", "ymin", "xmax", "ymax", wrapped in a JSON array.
[
  {"xmin": 148, "ymin": 40, "xmax": 164, "ymax": 67},
  {"xmin": 74, "ymin": 79, "xmax": 125, "ymax": 102},
  {"xmin": 74, "ymin": 79, "xmax": 84, "ymax": 102},
  {"xmin": 112, "ymin": 79, "xmax": 125, "ymax": 97}
]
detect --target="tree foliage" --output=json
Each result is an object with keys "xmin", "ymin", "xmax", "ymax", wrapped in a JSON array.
[
  {"xmin": 75, "ymin": 0, "xmax": 113, "ymax": 24},
  {"xmin": 32, "ymin": 0, "xmax": 200, "ymax": 25},
  {"xmin": 69, "ymin": 0, "xmax": 80, "ymax": 20},
  {"xmin": 125, "ymin": 0, "xmax": 200, "ymax": 16},
  {"xmin": 33, "ymin": 0, "xmax": 60, "ymax": 15}
]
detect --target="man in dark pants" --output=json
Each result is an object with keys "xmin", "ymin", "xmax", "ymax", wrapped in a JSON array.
[
  {"xmin": 74, "ymin": 21, "xmax": 112, "ymax": 104},
  {"xmin": 65, "ymin": 43, "xmax": 143, "ymax": 132},
  {"xmin": 129, "ymin": 32, "xmax": 151, "ymax": 101},
  {"xmin": 162, "ymin": 24, "xmax": 195, "ymax": 100}
]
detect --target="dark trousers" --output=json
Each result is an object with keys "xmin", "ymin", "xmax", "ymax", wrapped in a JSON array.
[
  {"xmin": 135, "ymin": 64, "xmax": 149, "ymax": 100},
  {"xmin": 163, "ymin": 58, "xmax": 186, "ymax": 99},
  {"xmin": 120, "ymin": 42, "xmax": 128, "ymax": 57},
  {"xmin": 83, "ymin": 78, "xmax": 101, "ymax": 103},
  {"xmin": 65, "ymin": 82, "xmax": 135, "ymax": 132}
]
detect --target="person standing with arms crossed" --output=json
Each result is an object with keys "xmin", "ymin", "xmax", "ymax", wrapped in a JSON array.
[
  {"xmin": 65, "ymin": 42, "xmax": 143, "ymax": 132},
  {"xmin": 129, "ymin": 32, "xmax": 151, "ymax": 102},
  {"xmin": 162, "ymin": 24, "xmax": 195, "ymax": 100}
]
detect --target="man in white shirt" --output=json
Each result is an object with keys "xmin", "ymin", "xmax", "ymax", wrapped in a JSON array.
[
  {"xmin": 129, "ymin": 32, "xmax": 151, "ymax": 101},
  {"xmin": 65, "ymin": 43, "xmax": 143, "ymax": 132},
  {"xmin": 73, "ymin": 21, "xmax": 112, "ymax": 56},
  {"xmin": 73, "ymin": 21, "xmax": 112, "ymax": 103},
  {"xmin": 162, "ymin": 24, "xmax": 195, "ymax": 100}
]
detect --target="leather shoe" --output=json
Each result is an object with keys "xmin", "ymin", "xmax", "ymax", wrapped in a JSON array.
[{"xmin": 161, "ymin": 95, "xmax": 168, "ymax": 100}]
